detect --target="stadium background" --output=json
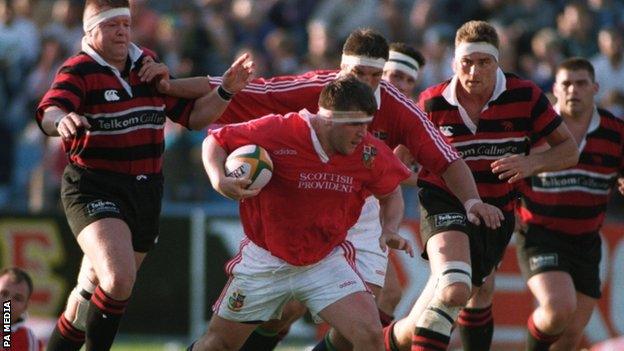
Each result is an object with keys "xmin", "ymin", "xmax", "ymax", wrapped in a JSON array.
[{"xmin": 1, "ymin": 0, "xmax": 623, "ymax": 349}]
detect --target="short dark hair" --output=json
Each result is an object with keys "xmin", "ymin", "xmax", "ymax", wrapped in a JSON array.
[
  {"xmin": 343, "ymin": 28, "xmax": 389, "ymax": 60},
  {"xmin": 455, "ymin": 20, "xmax": 499, "ymax": 49},
  {"xmin": 0, "ymin": 267, "xmax": 34, "ymax": 298},
  {"xmin": 389, "ymin": 42, "xmax": 426, "ymax": 68},
  {"xmin": 556, "ymin": 57, "xmax": 596, "ymax": 82},
  {"xmin": 319, "ymin": 76, "xmax": 377, "ymax": 115}
]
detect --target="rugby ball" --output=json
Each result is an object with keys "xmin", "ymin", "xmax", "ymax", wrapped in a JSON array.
[{"xmin": 225, "ymin": 144, "xmax": 273, "ymax": 190}]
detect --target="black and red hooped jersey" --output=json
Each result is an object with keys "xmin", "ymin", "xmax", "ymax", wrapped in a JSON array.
[
  {"xmin": 417, "ymin": 71, "xmax": 562, "ymax": 213},
  {"xmin": 209, "ymin": 70, "xmax": 459, "ymax": 176},
  {"xmin": 519, "ymin": 108, "xmax": 624, "ymax": 235},
  {"xmin": 36, "ymin": 44, "xmax": 195, "ymax": 175}
]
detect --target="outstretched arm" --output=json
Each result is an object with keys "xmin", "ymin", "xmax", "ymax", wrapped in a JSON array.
[
  {"xmin": 187, "ymin": 54, "xmax": 255, "ymax": 129},
  {"xmin": 442, "ymin": 159, "xmax": 504, "ymax": 229}
]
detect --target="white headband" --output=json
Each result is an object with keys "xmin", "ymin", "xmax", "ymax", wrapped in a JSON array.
[
  {"xmin": 454, "ymin": 42, "xmax": 499, "ymax": 62},
  {"xmin": 317, "ymin": 107, "xmax": 374, "ymax": 123},
  {"xmin": 384, "ymin": 50, "xmax": 419, "ymax": 80},
  {"xmin": 83, "ymin": 7, "xmax": 131, "ymax": 33},
  {"xmin": 341, "ymin": 54, "xmax": 386, "ymax": 69}
]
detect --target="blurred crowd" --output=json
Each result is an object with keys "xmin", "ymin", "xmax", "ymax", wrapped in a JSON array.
[{"xmin": 1, "ymin": 0, "xmax": 624, "ymax": 212}]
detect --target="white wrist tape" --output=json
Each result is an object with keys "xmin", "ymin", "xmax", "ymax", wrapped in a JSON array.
[
  {"xmin": 463, "ymin": 198, "xmax": 483, "ymax": 213},
  {"xmin": 83, "ymin": 7, "xmax": 131, "ymax": 33}
]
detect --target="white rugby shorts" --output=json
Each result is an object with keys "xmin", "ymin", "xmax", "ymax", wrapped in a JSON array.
[
  {"xmin": 346, "ymin": 196, "xmax": 388, "ymax": 287},
  {"xmin": 213, "ymin": 239, "xmax": 368, "ymax": 323}
]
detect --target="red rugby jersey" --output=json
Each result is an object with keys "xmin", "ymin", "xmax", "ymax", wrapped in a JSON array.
[
  {"xmin": 209, "ymin": 70, "xmax": 458, "ymax": 176},
  {"xmin": 36, "ymin": 44, "xmax": 195, "ymax": 175},
  {"xmin": 417, "ymin": 72, "xmax": 562, "ymax": 212},
  {"xmin": 212, "ymin": 112, "xmax": 411, "ymax": 265},
  {"xmin": 518, "ymin": 108, "xmax": 624, "ymax": 235}
]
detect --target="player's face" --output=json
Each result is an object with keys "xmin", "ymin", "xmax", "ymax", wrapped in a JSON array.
[
  {"xmin": 0, "ymin": 275, "xmax": 30, "ymax": 324},
  {"xmin": 454, "ymin": 52, "xmax": 498, "ymax": 96},
  {"xmin": 553, "ymin": 69, "xmax": 598, "ymax": 117},
  {"xmin": 344, "ymin": 65, "xmax": 384, "ymax": 91},
  {"xmin": 383, "ymin": 69, "xmax": 416, "ymax": 97},
  {"xmin": 329, "ymin": 121, "xmax": 369, "ymax": 155},
  {"xmin": 88, "ymin": 11, "xmax": 131, "ymax": 67}
]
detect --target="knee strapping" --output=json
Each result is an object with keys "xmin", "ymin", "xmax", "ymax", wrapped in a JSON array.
[
  {"xmin": 437, "ymin": 261, "xmax": 472, "ymax": 291},
  {"xmin": 416, "ymin": 297, "xmax": 461, "ymax": 336}
]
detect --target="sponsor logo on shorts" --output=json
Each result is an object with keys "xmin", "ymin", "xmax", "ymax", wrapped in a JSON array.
[
  {"xmin": 227, "ymin": 289, "xmax": 246, "ymax": 312},
  {"xmin": 375, "ymin": 270, "xmax": 385, "ymax": 276},
  {"xmin": 86, "ymin": 200, "xmax": 120, "ymax": 216},
  {"xmin": 529, "ymin": 253, "xmax": 559, "ymax": 271},
  {"xmin": 434, "ymin": 213, "xmax": 466, "ymax": 228},
  {"xmin": 339, "ymin": 280, "xmax": 357, "ymax": 289}
]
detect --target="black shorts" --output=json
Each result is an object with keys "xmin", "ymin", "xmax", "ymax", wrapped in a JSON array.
[
  {"xmin": 419, "ymin": 185, "xmax": 515, "ymax": 287},
  {"xmin": 61, "ymin": 163, "xmax": 164, "ymax": 253},
  {"xmin": 516, "ymin": 225, "xmax": 602, "ymax": 298}
]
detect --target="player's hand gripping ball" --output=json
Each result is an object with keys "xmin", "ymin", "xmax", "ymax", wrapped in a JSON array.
[{"xmin": 225, "ymin": 144, "xmax": 273, "ymax": 190}]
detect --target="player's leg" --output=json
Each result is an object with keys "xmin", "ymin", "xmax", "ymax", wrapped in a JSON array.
[
  {"xmin": 238, "ymin": 300, "xmax": 307, "ymax": 351},
  {"xmin": 318, "ymin": 291, "xmax": 384, "ymax": 351},
  {"xmin": 78, "ymin": 218, "xmax": 137, "ymax": 351},
  {"xmin": 458, "ymin": 272, "xmax": 495, "ymax": 351},
  {"xmin": 47, "ymin": 253, "xmax": 147, "ymax": 351},
  {"xmin": 550, "ymin": 292, "xmax": 597, "ymax": 351},
  {"xmin": 389, "ymin": 275, "xmax": 436, "ymax": 350},
  {"xmin": 377, "ymin": 260, "xmax": 403, "ymax": 324},
  {"xmin": 190, "ymin": 315, "xmax": 259, "ymax": 351},
  {"xmin": 525, "ymin": 271, "xmax": 576, "ymax": 351}
]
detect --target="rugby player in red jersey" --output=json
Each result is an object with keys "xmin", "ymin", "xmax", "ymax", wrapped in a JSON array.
[{"xmin": 189, "ymin": 76, "xmax": 413, "ymax": 351}]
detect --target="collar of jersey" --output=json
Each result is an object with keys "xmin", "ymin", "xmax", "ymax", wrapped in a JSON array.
[
  {"xmin": 554, "ymin": 104, "xmax": 601, "ymax": 151},
  {"xmin": 81, "ymin": 36, "xmax": 143, "ymax": 97},
  {"xmin": 300, "ymin": 109, "xmax": 330, "ymax": 163},
  {"xmin": 441, "ymin": 68, "xmax": 506, "ymax": 134}
]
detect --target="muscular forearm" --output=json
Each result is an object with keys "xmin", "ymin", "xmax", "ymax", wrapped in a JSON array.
[
  {"xmin": 164, "ymin": 77, "xmax": 212, "ymax": 98},
  {"xmin": 41, "ymin": 107, "xmax": 65, "ymax": 136},
  {"xmin": 442, "ymin": 159, "xmax": 481, "ymax": 203},
  {"xmin": 188, "ymin": 89, "xmax": 232, "ymax": 130},
  {"xmin": 529, "ymin": 137, "xmax": 579, "ymax": 174},
  {"xmin": 377, "ymin": 186, "xmax": 405, "ymax": 234},
  {"xmin": 201, "ymin": 135, "xmax": 228, "ymax": 187}
]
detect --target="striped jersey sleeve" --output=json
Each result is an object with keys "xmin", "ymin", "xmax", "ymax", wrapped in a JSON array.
[
  {"xmin": 519, "ymin": 109, "xmax": 624, "ymax": 235},
  {"xmin": 208, "ymin": 70, "xmax": 337, "ymax": 124}
]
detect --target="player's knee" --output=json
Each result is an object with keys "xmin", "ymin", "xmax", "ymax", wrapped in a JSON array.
[
  {"xmin": 197, "ymin": 334, "xmax": 239, "ymax": 351},
  {"xmin": 381, "ymin": 285, "xmax": 403, "ymax": 309},
  {"xmin": 98, "ymin": 269, "xmax": 136, "ymax": 298},
  {"xmin": 349, "ymin": 319, "xmax": 383, "ymax": 347},
  {"xmin": 542, "ymin": 299, "xmax": 576, "ymax": 330},
  {"xmin": 435, "ymin": 261, "xmax": 472, "ymax": 307}
]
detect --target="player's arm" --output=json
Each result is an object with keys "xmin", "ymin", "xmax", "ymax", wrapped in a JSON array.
[
  {"xmin": 375, "ymin": 186, "xmax": 413, "ymax": 257},
  {"xmin": 40, "ymin": 106, "xmax": 91, "ymax": 139},
  {"xmin": 491, "ymin": 123, "xmax": 579, "ymax": 183},
  {"xmin": 187, "ymin": 54, "xmax": 255, "ymax": 129},
  {"xmin": 442, "ymin": 159, "xmax": 504, "ymax": 229},
  {"xmin": 201, "ymin": 134, "xmax": 259, "ymax": 200}
]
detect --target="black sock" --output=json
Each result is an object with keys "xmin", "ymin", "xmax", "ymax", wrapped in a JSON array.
[
  {"xmin": 458, "ymin": 305, "xmax": 494, "ymax": 351},
  {"xmin": 526, "ymin": 314, "xmax": 560, "ymax": 351},
  {"xmin": 412, "ymin": 327, "xmax": 450, "ymax": 351},
  {"xmin": 46, "ymin": 314, "xmax": 85, "ymax": 351},
  {"xmin": 85, "ymin": 286, "xmax": 128, "ymax": 351},
  {"xmin": 239, "ymin": 327, "xmax": 281, "ymax": 351}
]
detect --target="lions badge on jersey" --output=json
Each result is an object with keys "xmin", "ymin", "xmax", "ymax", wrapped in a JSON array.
[
  {"xmin": 362, "ymin": 144, "xmax": 377, "ymax": 169},
  {"xmin": 227, "ymin": 289, "xmax": 246, "ymax": 312}
]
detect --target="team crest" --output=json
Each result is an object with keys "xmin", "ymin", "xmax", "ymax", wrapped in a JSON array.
[
  {"xmin": 362, "ymin": 144, "xmax": 377, "ymax": 169},
  {"xmin": 227, "ymin": 289, "xmax": 246, "ymax": 312}
]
